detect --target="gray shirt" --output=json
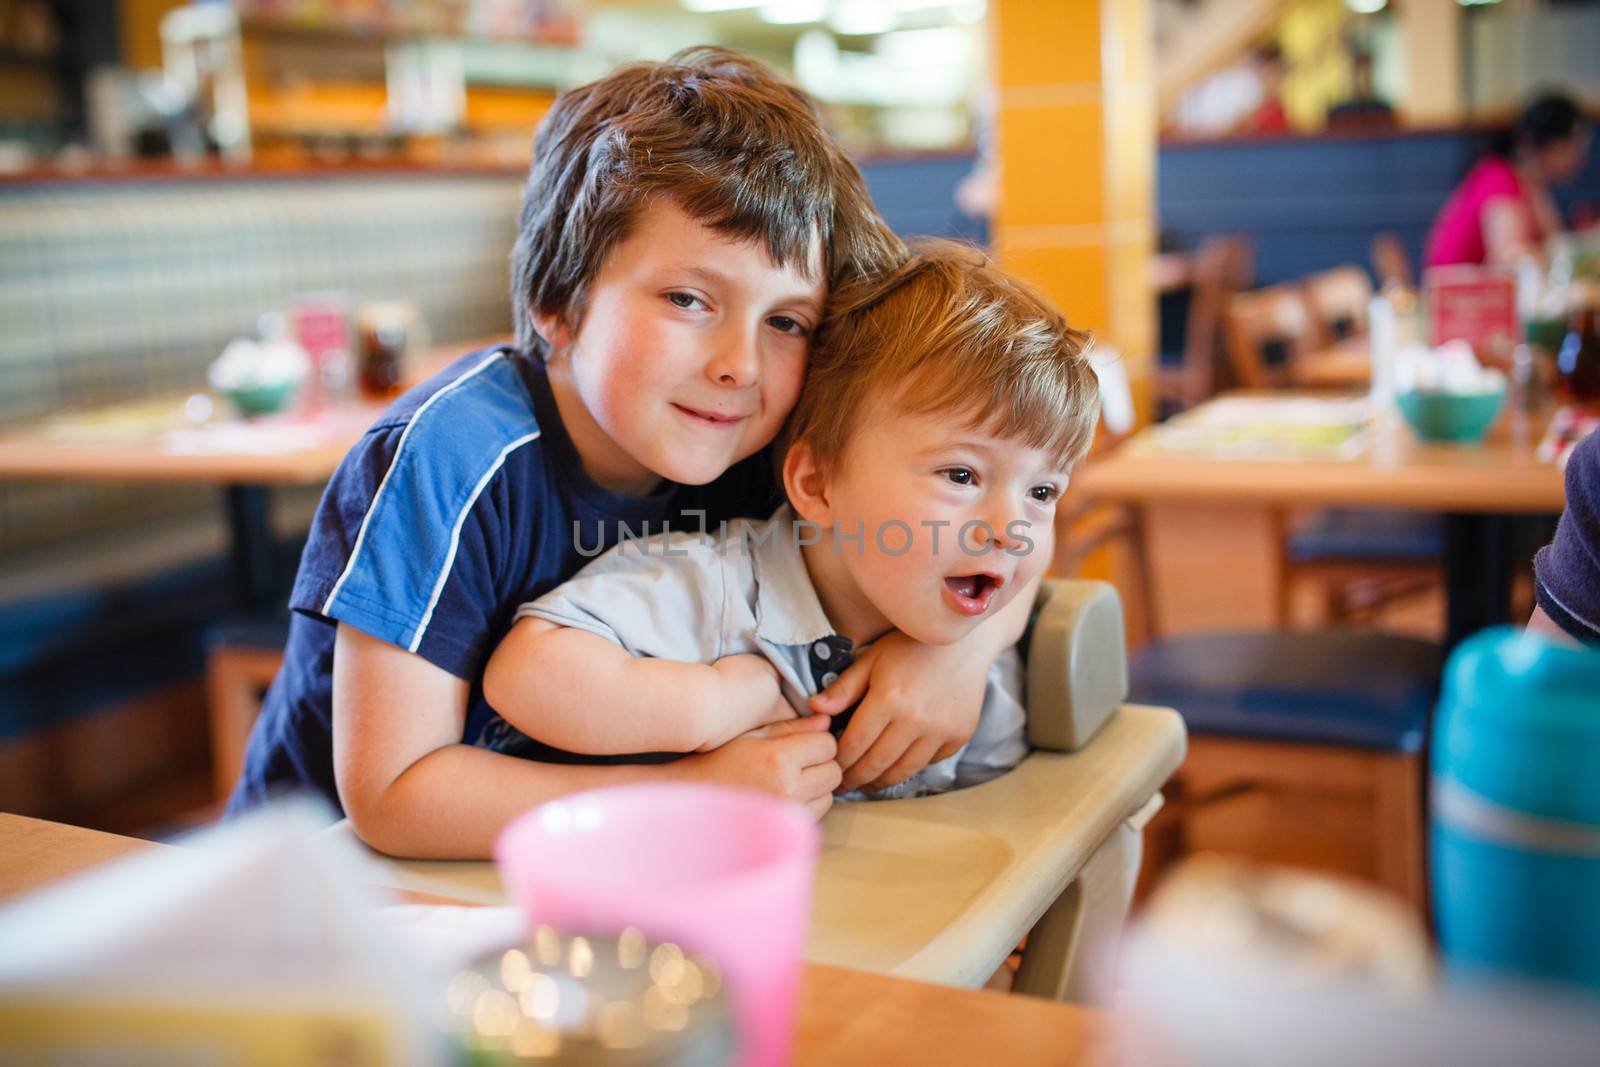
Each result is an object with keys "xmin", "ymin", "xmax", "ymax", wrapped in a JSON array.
[{"xmin": 516, "ymin": 505, "xmax": 1029, "ymax": 799}]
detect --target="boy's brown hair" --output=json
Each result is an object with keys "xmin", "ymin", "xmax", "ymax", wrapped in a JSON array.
[
  {"xmin": 510, "ymin": 46, "xmax": 902, "ymax": 353},
  {"xmin": 782, "ymin": 239, "xmax": 1099, "ymax": 474}
]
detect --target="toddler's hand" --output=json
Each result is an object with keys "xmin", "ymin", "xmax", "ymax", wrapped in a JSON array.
[
  {"xmin": 680, "ymin": 716, "xmax": 841, "ymax": 819},
  {"xmin": 810, "ymin": 631, "xmax": 984, "ymax": 793}
]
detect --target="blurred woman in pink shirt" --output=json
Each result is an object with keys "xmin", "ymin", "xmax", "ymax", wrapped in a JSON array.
[{"xmin": 1425, "ymin": 93, "xmax": 1591, "ymax": 270}]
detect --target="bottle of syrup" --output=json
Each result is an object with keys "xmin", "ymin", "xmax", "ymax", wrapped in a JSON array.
[{"xmin": 1556, "ymin": 290, "xmax": 1600, "ymax": 403}]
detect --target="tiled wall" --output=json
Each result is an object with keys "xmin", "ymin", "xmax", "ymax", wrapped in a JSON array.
[{"xmin": 0, "ymin": 173, "xmax": 521, "ymax": 554}]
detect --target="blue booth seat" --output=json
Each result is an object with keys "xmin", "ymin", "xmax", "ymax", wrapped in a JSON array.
[
  {"xmin": 0, "ymin": 554, "xmax": 236, "ymax": 744},
  {"xmin": 0, "ymin": 528, "xmax": 305, "ymax": 821},
  {"xmin": 1288, "ymin": 509, "xmax": 1444, "ymax": 565},
  {"xmin": 1130, "ymin": 630, "xmax": 1439, "ymax": 752},
  {"xmin": 1129, "ymin": 628, "xmax": 1441, "ymax": 916}
]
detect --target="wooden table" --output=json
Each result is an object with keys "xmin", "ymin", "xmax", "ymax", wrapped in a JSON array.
[
  {"xmin": 0, "ymin": 812, "xmax": 1114, "ymax": 1066},
  {"xmin": 1077, "ymin": 393, "xmax": 1568, "ymax": 650},
  {"xmin": 0, "ymin": 338, "xmax": 502, "ymax": 608}
]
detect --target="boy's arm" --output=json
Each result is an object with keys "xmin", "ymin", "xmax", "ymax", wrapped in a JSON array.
[
  {"xmin": 483, "ymin": 618, "xmax": 793, "ymax": 754},
  {"xmin": 333, "ymin": 624, "xmax": 838, "ymax": 859},
  {"xmin": 813, "ymin": 570, "xmax": 1042, "ymax": 793}
]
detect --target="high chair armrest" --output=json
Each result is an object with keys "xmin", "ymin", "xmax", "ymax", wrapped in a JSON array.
[{"xmin": 1026, "ymin": 579, "xmax": 1129, "ymax": 752}]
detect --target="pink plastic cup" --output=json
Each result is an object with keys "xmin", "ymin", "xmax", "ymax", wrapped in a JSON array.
[{"xmin": 495, "ymin": 783, "xmax": 820, "ymax": 1067}]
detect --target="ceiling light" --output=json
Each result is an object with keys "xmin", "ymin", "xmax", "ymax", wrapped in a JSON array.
[
  {"xmin": 683, "ymin": 0, "xmax": 763, "ymax": 12},
  {"xmin": 830, "ymin": 0, "xmax": 896, "ymax": 35},
  {"xmin": 760, "ymin": 0, "xmax": 829, "ymax": 25}
]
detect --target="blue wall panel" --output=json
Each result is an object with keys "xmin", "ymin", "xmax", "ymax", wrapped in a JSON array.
[
  {"xmin": 858, "ymin": 130, "xmax": 1600, "ymax": 287},
  {"xmin": 1158, "ymin": 131, "xmax": 1600, "ymax": 286},
  {"xmin": 857, "ymin": 153, "xmax": 988, "ymax": 246}
]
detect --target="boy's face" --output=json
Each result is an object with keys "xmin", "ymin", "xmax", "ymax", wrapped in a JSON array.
[
  {"xmin": 540, "ymin": 200, "xmax": 824, "ymax": 493},
  {"xmin": 797, "ymin": 400, "xmax": 1073, "ymax": 646}
]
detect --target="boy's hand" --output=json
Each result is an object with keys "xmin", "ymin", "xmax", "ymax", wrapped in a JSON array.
[
  {"xmin": 699, "ymin": 653, "xmax": 795, "ymax": 751},
  {"xmin": 810, "ymin": 631, "xmax": 986, "ymax": 793},
  {"xmin": 678, "ymin": 716, "xmax": 841, "ymax": 819}
]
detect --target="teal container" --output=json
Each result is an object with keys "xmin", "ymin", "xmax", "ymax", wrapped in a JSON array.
[
  {"xmin": 1395, "ymin": 386, "xmax": 1506, "ymax": 443},
  {"xmin": 225, "ymin": 381, "xmax": 297, "ymax": 416},
  {"xmin": 1431, "ymin": 628, "xmax": 1600, "ymax": 991}
]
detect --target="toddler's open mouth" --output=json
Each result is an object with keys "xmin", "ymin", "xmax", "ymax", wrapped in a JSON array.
[{"xmin": 943, "ymin": 572, "xmax": 1003, "ymax": 616}]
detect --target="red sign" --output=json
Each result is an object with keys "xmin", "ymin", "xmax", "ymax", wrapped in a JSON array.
[
  {"xmin": 293, "ymin": 296, "xmax": 349, "ymax": 360},
  {"xmin": 1425, "ymin": 266, "xmax": 1518, "ymax": 350}
]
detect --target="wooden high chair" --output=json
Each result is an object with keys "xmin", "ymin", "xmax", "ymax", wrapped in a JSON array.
[{"xmin": 323, "ymin": 580, "xmax": 1187, "ymax": 1003}]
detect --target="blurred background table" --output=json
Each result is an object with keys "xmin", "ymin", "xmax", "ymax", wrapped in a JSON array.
[
  {"xmin": 1077, "ymin": 392, "xmax": 1567, "ymax": 651},
  {"xmin": 0, "ymin": 812, "xmax": 1114, "ymax": 1067},
  {"xmin": 0, "ymin": 338, "xmax": 502, "ymax": 610}
]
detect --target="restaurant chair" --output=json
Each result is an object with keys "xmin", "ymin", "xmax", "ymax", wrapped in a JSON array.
[
  {"xmin": 1301, "ymin": 265, "xmax": 1374, "ymax": 343},
  {"xmin": 1058, "ymin": 526, "xmax": 1436, "ymax": 915},
  {"xmin": 1157, "ymin": 236, "xmax": 1256, "ymax": 415},
  {"xmin": 1131, "ymin": 629, "xmax": 1437, "ymax": 919},
  {"xmin": 204, "ymin": 615, "xmax": 288, "ymax": 802},
  {"xmin": 1277, "ymin": 509, "xmax": 1442, "ymax": 626},
  {"xmin": 1063, "ymin": 360, "xmax": 1436, "ymax": 918},
  {"xmin": 323, "ymin": 579, "xmax": 1189, "ymax": 1004},
  {"xmin": 1221, "ymin": 283, "xmax": 1442, "ymax": 627},
  {"xmin": 1220, "ymin": 282, "xmax": 1321, "ymax": 389}
]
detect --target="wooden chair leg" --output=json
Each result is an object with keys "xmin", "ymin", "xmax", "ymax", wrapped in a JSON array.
[
  {"xmin": 1014, "ymin": 815, "xmax": 1142, "ymax": 1003},
  {"xmin": 205, "ymin": 648, "xmax": 284, "ymax": 803},
  {"xmin": 1372, "ymin": 751, "xmax": 1427, "ymax": 922},
  {"xmin": 1124, "ymin": 505, "xmax": 1157, "ymax": 644},
  {"xmin": 1270, "ymin": 510, "xmax": 1294, "ymax": 627}
]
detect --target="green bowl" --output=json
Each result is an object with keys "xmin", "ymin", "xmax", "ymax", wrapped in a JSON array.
[
  {"xmin": 1395, "ymin": 386, "xmax": 1506, "ymax": 443},
  {"xmin": 224, "ymin": 381, "xmax": 297, "ymax": 417}
]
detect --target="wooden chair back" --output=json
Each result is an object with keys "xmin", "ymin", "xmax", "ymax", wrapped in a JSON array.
[
  {"xmin": 1159, "ymin": 236, "xmax": 1255, "ymax": 412},
  {"xmin": 1302, "ymin": 265, "xmax": 1374, "ymax": 343},
  {"xmin": 1221, "ymin": 283, "xmax": 1320, "ymax": 389}
]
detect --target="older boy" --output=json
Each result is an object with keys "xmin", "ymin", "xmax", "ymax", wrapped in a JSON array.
[
  {"xmin": 484, "ymin": 242, "xmax": 1100, "ymax": 796},
  {"xmin": 231, "ymin": 51, "xmax": 1029, "ymax": 857},
  {"xmin": 1529, "ymin": 429, "xmax": 1600, "ymax": 646}
]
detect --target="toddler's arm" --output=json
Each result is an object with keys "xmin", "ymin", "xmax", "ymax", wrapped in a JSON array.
[
  {"xmin": 335, "ymin": 625, "xmax": 838, "ymax": 859},
  {"xmin": 484, "ymin": 617, "xmax": 794, "ymax": 754}
]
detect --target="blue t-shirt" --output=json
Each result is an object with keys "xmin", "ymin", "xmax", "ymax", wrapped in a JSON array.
[{"xmin": 228, "ymin": 346, "xmax": 778, "ymax": 814}]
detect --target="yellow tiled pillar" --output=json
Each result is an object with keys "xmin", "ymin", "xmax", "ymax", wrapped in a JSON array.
[{"xmin": 991, "ymin": 0, "xmax": 1157, "ymax": 421}]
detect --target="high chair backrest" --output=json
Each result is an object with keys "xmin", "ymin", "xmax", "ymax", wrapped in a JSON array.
[{"xmin": 1025, "ymin": 579, "xmax": 1129, "ymax": 752}]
